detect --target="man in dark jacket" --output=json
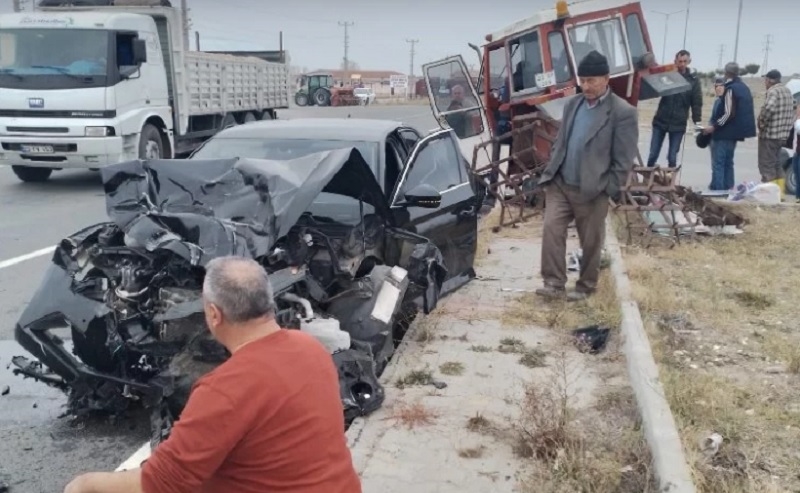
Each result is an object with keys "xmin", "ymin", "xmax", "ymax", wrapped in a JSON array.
[
  {"xmin": 703, "ymin": 62, "xmax": 757, "ymax": 190},
  {"xmin": 646, "ymin": 50, "xmax": 702, "ymax": 167}
]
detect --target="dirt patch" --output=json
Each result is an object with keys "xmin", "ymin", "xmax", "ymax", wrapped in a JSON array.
[{"xmin": 622, "ymin": 203, "xmax": 800, "ymax": 492}]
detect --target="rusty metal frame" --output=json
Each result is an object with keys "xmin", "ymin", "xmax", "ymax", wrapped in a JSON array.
[
  {"xmin": 611, "ymin": 162, "xmax": 699, "ymax": 245},
  {"xmin": 470, "ymin": 114, "xmax": 557, "ymax": 230}
]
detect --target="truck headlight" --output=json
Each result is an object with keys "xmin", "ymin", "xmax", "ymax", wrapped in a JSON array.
[{"xmin": 85, "ymin": 126, "xmax": 115, "ymax": 137}]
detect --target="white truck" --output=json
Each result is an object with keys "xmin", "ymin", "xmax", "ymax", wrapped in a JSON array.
[{"xmin": 0, "ymin": 0, "xmax": 291, "ymax": 182}]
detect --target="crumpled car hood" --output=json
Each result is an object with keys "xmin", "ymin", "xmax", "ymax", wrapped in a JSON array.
[{"xmin": 100, "ymin": 148, "xmax": 391, "ymax": 266}]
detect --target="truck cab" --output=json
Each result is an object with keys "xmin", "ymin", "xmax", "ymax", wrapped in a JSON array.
[
  {"xmin": 0, "ymin": 1, "xmax": 290, "ymax": 183},
  {"xmin": 0, "ymin": 8, "xmax": 171, "ymax": 182}
]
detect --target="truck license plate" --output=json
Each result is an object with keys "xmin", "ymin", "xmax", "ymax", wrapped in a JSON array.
[{"xmin": 20, "ymin": 145, "xmax": 54, "ymax": 154}]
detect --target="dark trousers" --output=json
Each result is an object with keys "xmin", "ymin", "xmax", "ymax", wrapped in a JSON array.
[
  {"xmin": 757, "ymin": 138, "xmax": 784, "ymax": 182},
  {"xmin": 647, "ymin": 126, "xmax": 685, "ymax": 167},
  {"xmin": 710, "ymin": 139, "xmax": 737, "ymax": 191},
  {"xmin": 541, "ymin": 178, "xmax": 609, "ymax": 294}
]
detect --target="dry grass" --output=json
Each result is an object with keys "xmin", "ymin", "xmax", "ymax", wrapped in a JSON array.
[
  {"xmin": 502, "ymin": 269, "xmax": 622, "ymax": 333},
  {"xmin": 439, "ymin": 361, "xmax": 465, "ymax": 376},
  {"xmin": 623, "ymin": 203, "xmax": 800, "ymax": 492},
  {"xmin": 516, "ymin": 353, "xmax": 656, "ymax": 493},
  {"xmin": 396, "ymin": 368, "xmax": 434, "ymax": 388},
  {"xmin": 385, "ymin": 401, "xmax": 439, "ymax": 429},
  {"xmin": 457, "ymin": 445, "xmax": 487, "ymax": 459}
]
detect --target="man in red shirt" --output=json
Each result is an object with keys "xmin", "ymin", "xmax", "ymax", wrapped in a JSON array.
[{"xmin": 64, "ymin": 256, "xmax": 362, "ymax": 493}]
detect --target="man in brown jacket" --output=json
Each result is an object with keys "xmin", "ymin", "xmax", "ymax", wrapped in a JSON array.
[{"xmin": 535, "ymin": 51, "xmax": 638, "ymax": 302}]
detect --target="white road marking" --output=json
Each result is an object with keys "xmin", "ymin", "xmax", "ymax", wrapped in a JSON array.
[
  {"xmin": 0, "ymin": 246, "xmax": 55, "ymax": 271},
  {"xmin": 116, "ymin": 442, "xmax": 151, "ymax": 471}
]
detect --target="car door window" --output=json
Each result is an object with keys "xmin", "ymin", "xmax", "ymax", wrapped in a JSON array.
[
  {"xmin": 384, "ymin": 137, "xmax": 405, "ymax": 193},
  {"xmin": 395, "ymin": 132, "xmax": 465, "ymax": 202},
  {"xmin": 398, "ymin": 128, "xmax": 421, "ymax": 153}
]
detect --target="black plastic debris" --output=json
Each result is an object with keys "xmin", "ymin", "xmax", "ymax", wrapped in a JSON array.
[
  {"xmin": 572, "ymin": 325, "xmax": 611, "ymax": 354},
  {"xmin": 1, "ymin": 386, "xmax": 9, "ymax": 396}
]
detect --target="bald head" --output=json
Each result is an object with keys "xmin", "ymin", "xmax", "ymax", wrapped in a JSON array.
[
  {"xmin": 451, "ymin": 84, "xmax": 465, "ymax": 101},
  {"xmin": 203, "ymin": 256, "xmax": 276, "ymax": 324},
  {"xmin": 724, "ymin": 62, "xmax": 740, "ymax": 78}
]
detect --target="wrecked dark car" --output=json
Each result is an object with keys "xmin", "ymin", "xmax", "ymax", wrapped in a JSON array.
[{"xmin": 13, "ymin": 134, "xmax": 480, "ymax": 447}]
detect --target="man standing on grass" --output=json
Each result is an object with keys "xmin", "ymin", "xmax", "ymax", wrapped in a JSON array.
[
  {"xmin": 64, "ymin": 256, "xmax": 362, "ymax": 493},
  {"xmin": 646, "ymin": 49, "xmax": 703, "ymax": 168},
  {"xmin": 535, "ymin": 51, "xmax": 638, "ymax": 302},
  {"xmin": 757, "ymin": 69, "xmax": 795, "ymax": 195},
  {"xmin": 703, "ymin": 62, "xmax": 756, "ymax": 191}
]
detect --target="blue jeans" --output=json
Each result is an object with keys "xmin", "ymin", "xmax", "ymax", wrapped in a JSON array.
[
  {"xmin": 710, "ymin": 139, "xmax": 737, "ymax": 191},
  {"xmin": 647, "ymin": 126, "xmax": 685, "ymax": 167},
  {"xmin": 793, "ymin": 152, "xmax": 800, "ymax": 199}
]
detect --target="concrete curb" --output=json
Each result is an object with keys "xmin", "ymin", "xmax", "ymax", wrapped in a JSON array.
[{"xmin": 605, "ymin": 220, "xmax": 697, "ymax": 493}]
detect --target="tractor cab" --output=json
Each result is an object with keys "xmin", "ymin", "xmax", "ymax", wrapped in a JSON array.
[{"xmin": 421, "ymin": 0, "xmax": 692, "ymax": 227}]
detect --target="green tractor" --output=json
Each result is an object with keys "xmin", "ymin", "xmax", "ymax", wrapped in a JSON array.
[{"xmin": 294, "ymin": 72, "xmax": 359, "ymax": 107}]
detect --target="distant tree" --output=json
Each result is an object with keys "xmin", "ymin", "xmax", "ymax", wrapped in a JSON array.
[
  {"xmin": 743, "ymin": 63, "xmax": 760, "ymax": 76},
  {"xmin": 715, "ymin": 68, "xmax": 724, "ymax": 75}
]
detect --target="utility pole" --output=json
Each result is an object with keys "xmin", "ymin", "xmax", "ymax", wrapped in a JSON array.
[
  {"xmin": 682, "ymin": 0, "xmax": 691, "ymax": 49},
  {"xmin": 195, "ymin": 31, "xmax": 200, "ymax": 52},
  {"xmin": 338, "ymin": 21, "xmax": 354, "ymax": 82},
  {"xmin": 761, "ymin": 34, "xmax": 772, "ymax": 74},
  {"xmin": 650, "ymin": 9, "xmax": 684, "ymax": 63},
  {"xmin": 716, "ymin": 44, "xmax": 725, "ymax": 70},
  {"xmin": 12, "ymin": 0, "xmax": 21, "ymax": 12},
  {"xmin": 406, "ymin": 39, "xmax": 418, "ymax": 77},
  {"xmin": 733, "ymin": 0, "xmax": 744, "ymax": 63},
  {"xmin": 180, "ymin": 0, "xmax": 190, "ymax": 50}
]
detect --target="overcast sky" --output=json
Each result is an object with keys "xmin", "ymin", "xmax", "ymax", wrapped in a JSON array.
[{"xmin": 4, "ymin": 0, "xmax": 799, "ymax": 76}]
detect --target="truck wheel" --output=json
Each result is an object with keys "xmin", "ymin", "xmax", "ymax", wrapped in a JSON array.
[
  {"xmin": 295, "ymin": 93, "xmax": 309, "ymax": 106},
  {"xmin": 243, "ymin": 112, "xmax": 258, "ymax": 123},
  {"xmin": 12, "ymin": 165, "xmax": 52, "ymax": 183},
  {"xmin": 139, "ymin": 124, "xmax": 164, "ymax": 160},
  {"xmin": 260, "ymin": 110, "xmax": 274, "ymax": 121},
  {"xmin": 221, "ymin": 113, "xmax": 237, "ymax": 130}
]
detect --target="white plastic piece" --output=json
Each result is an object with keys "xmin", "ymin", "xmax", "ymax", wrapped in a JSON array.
[
  {"xmin": 300, "ymin": 317, "xmax": 350, "ymax": 354},
  {"xmin": 371, "ymin": 266, "xmax": 408, "ymax": 324}
]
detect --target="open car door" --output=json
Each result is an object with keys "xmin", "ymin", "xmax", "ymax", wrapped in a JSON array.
[{"xmin": 422, "ymin": 56, "xmax": 493, "ymax": 173}]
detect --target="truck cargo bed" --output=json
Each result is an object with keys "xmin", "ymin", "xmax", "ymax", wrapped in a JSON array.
[{"xmin": 185, "ymin": 51, "xmax": 290, "ymax": 116}]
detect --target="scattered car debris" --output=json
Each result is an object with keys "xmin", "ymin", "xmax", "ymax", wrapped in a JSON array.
[
  {"xmin": 12, "ymin": 149, "xmax": 477, "ymax": 447},
  {"xmin": 1, "ymin": 386, "xmax": 8, "ymax": 396},
  {"xmin": 572, "ymin": 326, "xmax": 611, "ymax": 354}
]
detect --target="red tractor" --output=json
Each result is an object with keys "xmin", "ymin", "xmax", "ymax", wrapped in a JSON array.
[
  {"xmin": 295, "ymin": 72, "xmax": 360, "ymax": 107},
  {"xmin": 421, "ymin": 0, "xmax": 691, "ymax": 226}
]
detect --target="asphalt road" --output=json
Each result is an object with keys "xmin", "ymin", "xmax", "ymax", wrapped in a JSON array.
[{"xmin": 0, "ymin": 103, "xmax": 763, "ymax": 493}]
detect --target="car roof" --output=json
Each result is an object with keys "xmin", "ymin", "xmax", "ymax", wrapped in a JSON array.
[{"xmin": 213, "ymin": 118, "xmax": 408, "ymax": 142}]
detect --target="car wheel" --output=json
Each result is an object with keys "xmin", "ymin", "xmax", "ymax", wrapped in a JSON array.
[
  {"xmin": 295, "ymin": 93, "xmax": 309, "ymax": 106},
  {"xmin": 12, "ymin": 165, "xmax": 52, "ymax": 183},
  {"xmin": 139, "ymin": 124, "xmax": 164, "ymax": 160}
]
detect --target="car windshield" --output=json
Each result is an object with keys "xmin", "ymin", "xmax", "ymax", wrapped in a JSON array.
[
  {"xmin": 191, "ymin": 137, "xmax": 382, "ymax": 225},
  {"xmin": 0, "ymin": 28, "xmax": 109, "ymax": 77}
]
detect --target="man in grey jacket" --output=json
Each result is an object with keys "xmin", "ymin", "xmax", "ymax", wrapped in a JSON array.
[{"xmin": 536, "ymin": 51, "xmax": 638, "ymax": 302}]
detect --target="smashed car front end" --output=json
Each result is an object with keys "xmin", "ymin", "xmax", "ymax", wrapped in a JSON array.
[{"xmin": 13, "ymin": 148, "xmax": 449, "ymax": 444}]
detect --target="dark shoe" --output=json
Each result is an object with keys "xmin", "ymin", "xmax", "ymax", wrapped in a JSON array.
[
  {"xmin": 535, "ymin": 286, "xmax": 566, "ymax": 300},
  {"xmin": 567, "ymin": 290, "xmax": 591, "ymax": 302}
]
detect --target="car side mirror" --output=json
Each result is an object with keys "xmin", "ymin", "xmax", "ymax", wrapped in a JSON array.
[
  {"xmin": 402, "ymin": 183, "xmax": 441, "ymax": 208},
  {"xmin": 132, "ymin": 39, "xmax": 147, "ymax": 65}
]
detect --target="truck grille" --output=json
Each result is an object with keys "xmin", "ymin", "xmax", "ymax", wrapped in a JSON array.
[
  {"xmin": 7, "ymin": 127, "xmax": 69, "ymax": 134},
  {"xmin": 0, "ymin": 109, "xmax": 116, "ymax": 118}
]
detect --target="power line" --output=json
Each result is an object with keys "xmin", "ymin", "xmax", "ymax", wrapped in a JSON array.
[
  {"xmin": 338, "ymin": 21, "xmax": 354, "ymax": 78},
  {"xmin": 406, "ymin": 39, "xmax": 418, "ymax": 77},
  {"xmin": 761, "ymin": 34, "xmax": 772, "ymax": 74}
]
